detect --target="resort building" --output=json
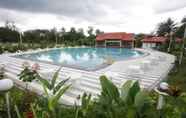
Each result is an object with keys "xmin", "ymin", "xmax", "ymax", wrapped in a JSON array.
[
  {"xmin": 142, "ymin": 36, "xmax": 182, "ymax": 49},
  {"xmin": 96, "ymin": 32, "xmax": 134, "ymax": 48}
]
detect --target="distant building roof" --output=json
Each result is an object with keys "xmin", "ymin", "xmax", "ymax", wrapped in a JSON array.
[
  {"xmin": 143, "ymin": 36, "xmax": 166, "ymax": 43},
  {"xmin": 96, "ymin": 32, "xmax": 134, "ymax": 41},
  {"xmin": 175, "ymin": 38, "xmax": 183, "ymax": 43},
  {"xmin": 143, "ymin": 36, "xmax": 182, "ymax": 43}
]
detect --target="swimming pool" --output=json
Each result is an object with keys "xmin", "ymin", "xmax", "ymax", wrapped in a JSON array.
[{"xmin": 15, "ymin": 47, "xmax": 144, "ymax": 70}]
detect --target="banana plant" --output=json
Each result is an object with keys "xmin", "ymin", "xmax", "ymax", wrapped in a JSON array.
[
  {"xmin": 36, "ymin": 67, "xmax": 71, "ymax": 117},
  {"xmin": 75, "ymin": 93, "xmax": 93, "ymax": 118},
  {"xmin": 96, "ymin": 75, "xmax": 157, "ymax": 118}
]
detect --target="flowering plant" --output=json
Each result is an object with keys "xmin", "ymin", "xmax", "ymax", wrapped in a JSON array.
[
  {"xmin": 18, "ymin": 62, "xmax": 41, "ymax": 82},
  {"xmin": 31, "ymin": 63, "xmax": 40, "ymax": 71}
]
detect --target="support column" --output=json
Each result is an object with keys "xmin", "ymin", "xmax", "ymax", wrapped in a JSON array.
[{"xmin": 105, "ymin": 40, "xmax": 107, "ymax": 47}]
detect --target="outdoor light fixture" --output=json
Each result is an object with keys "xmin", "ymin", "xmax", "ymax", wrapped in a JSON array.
[
  {"xmin": 0, "ymin": 79, "xmax": 14, "ymax": 118},
  {"xmin": 155, "ymin": 82, "xmax": 169, "ymax": 110},
  {"xmin": 0, "ymin": 79, "xmax": 13, "ymax": 91}
]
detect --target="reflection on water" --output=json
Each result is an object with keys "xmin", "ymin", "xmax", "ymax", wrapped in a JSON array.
[
  {"xmin": 18, "ymin": 48, "xmax": 144, "ymax": 70},
  {"xmin": 59, "ymin": 52, "xmax": 75, "ymax": 64},
  {"xmin": 37, "ymin": 55, "xmax": 53, "ymax": 62}
]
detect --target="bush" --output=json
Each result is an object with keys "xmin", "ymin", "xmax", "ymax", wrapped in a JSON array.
[{"xmin": 1, "ymin": 67, "xmax": 186, "ymax": 118}]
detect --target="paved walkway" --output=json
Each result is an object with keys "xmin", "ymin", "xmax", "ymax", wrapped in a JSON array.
[{"xmin": 0, "ymin": 48, "xmax": 175, "ymax": 105}]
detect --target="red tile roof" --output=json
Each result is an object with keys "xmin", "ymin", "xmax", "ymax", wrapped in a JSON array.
[
  {"xmin": 143, "ymin": 37, "xmax": 166, "ymax": 43},
  {"xmin": 143, "ymin": 36, "xmax": 182, "ymax": 43},
  {"xmin": 96, "ymin": 32, "xmax": 134, "ymax": 41},
  {"xmin": 175, "ymin": 38, "xmax": 183, "ymax": 43}
]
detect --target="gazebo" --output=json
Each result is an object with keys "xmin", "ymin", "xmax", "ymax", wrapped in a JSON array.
[{"xmin": 96, "ymin": 32, "xmax": 134, "ymax": 48}]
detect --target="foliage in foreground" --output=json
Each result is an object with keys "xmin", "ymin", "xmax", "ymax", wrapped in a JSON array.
[{"xmin": 1, "ymin": 64, "xmax": 186, "ymax": 118}]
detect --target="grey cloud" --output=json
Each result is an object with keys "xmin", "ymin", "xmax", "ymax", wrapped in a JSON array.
[
  {"xmin": 0, "ymin": 0, "xmax": 145, "ymax": 27},
  {"xmin": 154, "ymin": 0, "xmax": 186, "ymax": 13},
  {"xmin": 0, "ymin": 0, "xmax": 107, "ymax": 20},
  {"xmin": 0, "ymin": 8, "xmax": 27, "ymax": 24}
]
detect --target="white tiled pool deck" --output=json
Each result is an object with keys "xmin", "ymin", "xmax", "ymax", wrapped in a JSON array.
[{"xmin": 0, "ymin": 48, "xmax": 175, "ymax": 105}]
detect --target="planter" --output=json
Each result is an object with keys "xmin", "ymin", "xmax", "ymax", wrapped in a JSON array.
[{"xmin": 26, "ymin": 112, "xmax": 34, "ymax": 118}]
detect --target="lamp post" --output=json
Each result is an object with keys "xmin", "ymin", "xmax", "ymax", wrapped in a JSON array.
[
  {"xmin": 155, "ymin": 82, "xmax": 169, "ymax": 117},
  {"xmin": 0, "ymin": 79, "xmax": 14, "ymax": 118}
]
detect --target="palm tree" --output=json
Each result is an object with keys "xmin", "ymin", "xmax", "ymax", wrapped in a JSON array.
[
  {"xmin": 156, "ymin": 18, "xmax": 176, "ymax": 52},
  {"xmin": 178, "ymin": 17, "xmax": 186, "ymax": 64},
  {"xmin": 156, "ymin": 18, "xmax": 176, "ymax": 36}
]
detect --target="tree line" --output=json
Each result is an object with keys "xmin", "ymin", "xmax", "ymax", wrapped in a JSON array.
[
  {"xmin": 0, "ymin": 17, "xmax": 185, "ymax": 47},
  {"xmin": 0, "ymin": 21, "xmax": 104, "ymax": 46}
]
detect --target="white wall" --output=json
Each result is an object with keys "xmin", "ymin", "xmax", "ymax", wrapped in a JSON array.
[{"xmin": 142, "ymin": 43, "xmax": 156, "ymax": 48}]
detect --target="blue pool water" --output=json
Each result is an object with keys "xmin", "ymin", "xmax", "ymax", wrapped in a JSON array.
[{"xmin": 15, "ymin": 47, "xmax": 144, "ymax": 70}]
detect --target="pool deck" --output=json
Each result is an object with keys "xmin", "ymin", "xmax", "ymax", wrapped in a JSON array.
[{"xmin": 0, "ymin": 48, "xmax": 175, "ymax": 106}]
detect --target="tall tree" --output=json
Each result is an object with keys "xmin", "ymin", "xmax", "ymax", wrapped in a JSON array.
[
  {"xmin": 87, "ymin": 26, "xmax": 96, "ymax": 45},
  {"xmin": 61, "ymin": 27, "xmax": 66, "ymax": 34},
  {"xmin": 0, "ymin": 21, "xmax": 19, "ymax": 43},
  {"xmin": 181, "ymin": 17, "xmax": 186, "ymax": 23},
  {"xmin": 4, "ymin": 20, "xmax": 17, "ymax": 31},
  {"xmin": 178, "ymin": 17, "xmax": 186, "ymax": 64},
  {"xmin": 135, "ymin": 33, "xmax": 145, "ymax": 48},
  {"xmin": 58, "ymin": 27, "xmax": 66, "ymax": 44},
  {"xmin": 156, "ymin": 18, "xmax": 176, "ymax": 36},
  {"xmin": 66, "ymin": 27, "xmax": 79, "ymax": 44},
  {"xmin": 87, "ymin": 26, "xmax": 94, "ymax": 36},
  {"xmin": 175, "ymin": 17, "xmax": 186, "ymax": 38},
  {"xmin": 95, "ymin": 29, "xmax": 104, "ymax": 36},
  {"xmin": 50, "ymin": 27, "xmax": 58, "ymax": 45}
]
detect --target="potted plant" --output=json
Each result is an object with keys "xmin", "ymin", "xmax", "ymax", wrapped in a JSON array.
[{"xmin": 18, "ymin": 62, "xmax": 41, "ymax": 118}]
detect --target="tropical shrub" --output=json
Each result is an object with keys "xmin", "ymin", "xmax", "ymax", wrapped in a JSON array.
[
  {"xmin": 92, "ymin": 76, "xmax": 157, "ymax": 118},
  {"xmin": 1, "ymin": 68, "xmax": 186, "ymax": 118},
  {"xmin": 27, "ymin": 67, "xmax": 70, "ymax": 118},
  {"xmin": 74, "ymin": 93, "xmax": 94, "ymax": 118},
  {"xmin": 18, "ymin": 62, "xmax": 41, "ymax": 82}
]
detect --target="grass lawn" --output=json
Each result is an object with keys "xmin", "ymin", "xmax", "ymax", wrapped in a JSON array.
[{"xmin": 167, "ymin": 52, "xmax": 186, "ymax": 92}]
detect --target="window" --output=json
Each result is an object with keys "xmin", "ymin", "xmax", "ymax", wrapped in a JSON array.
[{"xmin": 106, "ymin": 40, "xmax": 121, "ymax": 47}]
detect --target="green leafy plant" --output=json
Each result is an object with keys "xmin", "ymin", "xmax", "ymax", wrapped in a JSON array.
[
  {"xmin": 35, "ymin": 67, "xmax": 71, "ymax": 117},
  {"xmin": 18, "ymin": 67, "xmax": 40, "ymax": 82},
  {"xmin": 74, "ymin": 93, "xmax": 93, "ymax": 118},
  {"xmin": 2, "ymin": 71, "xmax": 186, "ymax": 118},
  {"xmin": 94, "ymin": 75, "xmax": 157, "ymax": 118}
]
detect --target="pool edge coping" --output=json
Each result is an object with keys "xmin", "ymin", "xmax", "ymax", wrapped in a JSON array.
[{"xmin": 5, "ymin": 47, "xmax": 150, "ymax": 72}]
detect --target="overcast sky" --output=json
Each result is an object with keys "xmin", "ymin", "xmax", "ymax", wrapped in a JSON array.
[{"xmin": 0, "ymin": 0, "xmax": 185, "ymax": 33}]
